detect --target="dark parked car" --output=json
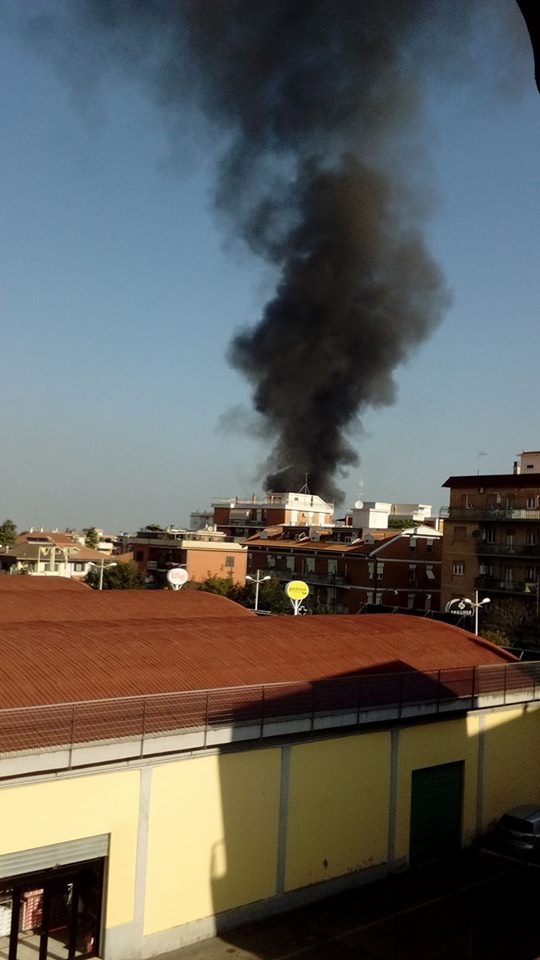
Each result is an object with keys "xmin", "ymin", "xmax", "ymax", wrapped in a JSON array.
[{"xmin": 495, "ymin": 805, "xmax": 540, "ymax": 857}]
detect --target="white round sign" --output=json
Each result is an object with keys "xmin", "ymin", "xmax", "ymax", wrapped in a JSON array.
[{"xmin": 167, "ymin": 567, "xmax": 189, "ymax": 588}]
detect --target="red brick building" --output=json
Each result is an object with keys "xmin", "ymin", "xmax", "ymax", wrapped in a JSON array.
[{"xmin": 246, "ymin": 524, "xmax": 442, "ymax": 613}]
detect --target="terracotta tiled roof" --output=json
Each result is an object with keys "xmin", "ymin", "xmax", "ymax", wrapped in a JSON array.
[
  {"xmin": 16, "ymin": 531, "xmax": 80, "ymax": 545},
  {"xmin": 0, "ymin": 614, "xmax": 515, "ymax": 710},
  {"xmin": 0, "ymin": 589, "xmax": 255, "ymax": 623}
]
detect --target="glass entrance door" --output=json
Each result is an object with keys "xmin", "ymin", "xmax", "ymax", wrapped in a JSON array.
[{"xmin": 0, "ymin": 860, "xmax": 103, "ymax": 960}]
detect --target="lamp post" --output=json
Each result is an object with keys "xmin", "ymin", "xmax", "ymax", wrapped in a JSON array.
[
  {"xmin": 89, "ymin": 558, "xmax": 117, "ymax": 590},
  {"xmin": 246, "ymin": 572, "xmax": 271, "ymax": 612},
  {"xmin": 456, "ymin": 591, "xmax": 490, "ymax": 636}
]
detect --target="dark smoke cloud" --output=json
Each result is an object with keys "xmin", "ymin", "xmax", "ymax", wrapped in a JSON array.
[{"xmin": 25, "ymin": 0, "xmax": 509, "ymax": 501}]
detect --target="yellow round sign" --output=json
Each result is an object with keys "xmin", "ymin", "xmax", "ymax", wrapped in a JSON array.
[{"xmin": 286, "ymin": 580, "xmax": 309, "ymax": 601}]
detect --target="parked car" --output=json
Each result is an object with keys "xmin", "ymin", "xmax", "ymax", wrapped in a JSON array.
[{"xmin": 494, "ymin": 805, "xmax": 540, "ymax": 857}]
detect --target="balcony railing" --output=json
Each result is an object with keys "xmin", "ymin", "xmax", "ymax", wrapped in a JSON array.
[
  {"xmin": 475, "ymin": 576, "xmax": 538, "ymax": 595},
  {"xmin": 261, "ymin": 568, "xmax": 349, "ymax": 587},
  {"xmin": 477, "ymin": 543, "xmax": 540, "ymax": 558},
  {"xmin": 445, "ymin": 508, "xmax": 540, "ymax": 522},
  {"xmin": 1, "ymin": 661, "xmax": 540, "ymax": 768}
]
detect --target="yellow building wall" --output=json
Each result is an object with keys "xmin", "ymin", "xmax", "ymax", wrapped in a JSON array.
[
  {"xmin": 0, "ymin": 770, "xmax": 139, "ymax": 928},
  {"xmin": 482, "ymin": 703, "xmax": 540, "ymax": 826},
  {"xmin": 394, "ymin": 716, "xmax": 479, "ymax": 861},
  {"xmin": 285, "ymin": 731, "xmax": 391, "ymax": 891},
  {"xmin": 144, "ymin": 748, "xmax": 281, "ymax": 934}
]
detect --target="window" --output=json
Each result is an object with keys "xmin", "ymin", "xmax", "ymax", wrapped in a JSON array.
[
  {"xmin": 426, "ymin": 565, "xmax": 435, "ymax": 580},
  {"xmin": 526, "ymin": 567, "xmax": 536, "ymax": 582},
  {"xmin": 527, "ymin": 531, "xmax": 537, "ymax": 546},
  {"xmin": 225, "ymin": 556, "xmax": 235, "ymax": 568},
  {"xmin": 408, "ymin": 593, "xmax": 415, "ymax": 609},
  {"xmin": 368, "ymin": 561, "xmax": 375, "ymax": 579},
  {"xmin": 482, "ymin": 528, "xmax": 495, "ymax": 544},
  {"xmin": 286, "ymin": 556, "xmax": 295, "ymax": 571},
  {"xmin": 453, "ymin": 527, "xmax": 466, "ymax": 542},
  {"xmin": 328, "ymin": 558, "xmax": 337, "ymax": 574},
  {"xmin": 460, "ymin": 494, "xmax": 473, "ymax": 509},
  {"xmin": 426, "ymin": 539, "xmax": 434, "ymax": 552},
  {"xmin": 267, "ymin": 555, "xmax": 275, "ymax": 568},
  {"xmin": 305, "ymin": 557, "xmax": 315, "ymax": 573},
  {"xmin": 73, "ymin": 562, "xmax": 86, "ymax": 573},
  {"xmin": 527, "ymin": 498, "xmax": 537, "ymax": 509},
  {"xmin": 376, "ymin": 562, "xmax": 384, "ymax": 580},
  {"xmin": 505, "ymin": 531, "xmax": 514, "ymax": 548},
  {"xmin": 409, "ymin": 563, "xmax": 417, "ymax": 584},
  {"xmin": 452, "ymin": 562, "xmax": 464, "ymax": 576},
  {"xmin": 409, "ymin": 538, "xmax": 417, "ymax": 551},
  {"xmin": 366, "ymin": 590, "xmax": 374, "ymax": 604},
  {"xmin": 479, "ymin": 562, "xmax": 493, "ymax": 577},
  {"xmin": 504, "ymin": 566, "xmax": 513, "ymax": 583}
]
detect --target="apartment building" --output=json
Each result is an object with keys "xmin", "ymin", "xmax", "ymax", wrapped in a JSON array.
[
  {"xmin": 129, "ymin": 527, "xmax": 247, "ymax": 587},
  {"xmin": 441, "ymin": 451, "xmax": 540, "ymax": 617},
  {"xmin": 211, "ymin": 491, "xmax": 335, "ymax": 540},
  {"xmin": 246, "ymin": 524, "xmax": 442, "ymax": 613}
]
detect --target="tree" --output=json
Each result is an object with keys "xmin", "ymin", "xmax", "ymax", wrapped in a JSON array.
[
  {"xmin": 85, "ymin": 527, "xmax": 99, "ymax": 549},
  {"xmin": 85, "ymin": 560, "xmax": 143, "ymax": 590},
  {"xmin": 145, "ymin": 524, "xmax": 165, "ymax": 532},
  {"xmin": 198, "ymin": 575, "xmax": 291, "ymax": 614},
  {"xmin": 0, "ymin": 519, "xmax": 17, "ymax": 551}
]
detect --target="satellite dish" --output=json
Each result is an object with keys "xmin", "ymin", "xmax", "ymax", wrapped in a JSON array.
[
  {"xmin": 167, "ymin": 567, "xmax": 189, "ymax": 591},
  {"xmin": 354, "ymin": 500, "xmax": 364, "ymax": 509}
]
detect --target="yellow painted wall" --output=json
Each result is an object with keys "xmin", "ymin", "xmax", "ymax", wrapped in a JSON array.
[
  {"xmin": 0, "ymin": 771, "xmax": 139, "ymax": 928},
  {"xmin": 394, "ymin": 716, "xmax": 479, "ymax": 861},
  {"xmin": 144, "ymin": 748, "xmax": 281, "ymax": 933},
  {"xmin": 482, "ymin": 703, "xmax": 540, "ymax": 827},
  {"xmin": 285, "ymin": 731, "xmax": 391, "ymax": 890}
]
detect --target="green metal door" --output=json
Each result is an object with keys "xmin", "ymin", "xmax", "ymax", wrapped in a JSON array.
[{"xmin": 409, "ymin": 761, "xmax": 464, "ymax": 866}]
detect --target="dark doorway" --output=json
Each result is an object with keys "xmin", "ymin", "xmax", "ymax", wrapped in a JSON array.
[
  {"xmin": 409, "ymin": 760, "xmax": 464, "ymax": 866},
  {"xmin": 0, "ymin": 859, "xmax": 104, "ymax": 960}
]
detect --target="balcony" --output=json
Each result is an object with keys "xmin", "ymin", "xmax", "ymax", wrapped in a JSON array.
[
  {"xmin": 445, "ymin": 507, "xmax": 540, "ymax": 522},
  {"xmin": 477, "ymin": 543, "xmax": 540, "ymax": 558},
  {"xmin": 261, "ymin": 568, "xmax": 350, "ymax": 587},
  {"xmin": 475, "ymin": 576, "xmax": 538, "ymax": 595}
]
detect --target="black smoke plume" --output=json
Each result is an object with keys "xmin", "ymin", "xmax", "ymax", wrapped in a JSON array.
[{"xmin": 28, "ymin": 1, "xmax": 499, "ymax": 501}]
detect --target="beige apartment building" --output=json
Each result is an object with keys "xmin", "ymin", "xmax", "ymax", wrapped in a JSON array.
[{"xmin": 441, "ymin": 451, "xmax": 540, "ymax": 618}]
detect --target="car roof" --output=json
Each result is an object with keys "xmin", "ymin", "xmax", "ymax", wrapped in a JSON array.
[{"xmin": 503, "ymin": 805, "xmax": 540, "ymax": 822}]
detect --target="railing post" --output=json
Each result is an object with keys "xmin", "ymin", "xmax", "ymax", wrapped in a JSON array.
[
  {"xmin": 472, "ymin": 666, "xmax": 477, "ymax": 703},
  {"xmin": 398, "ymin": 671, "xmax": 404, "ymax": 721},
  {"xmin": 260, "ymin": 686, "xmax": 265, "ymax": 739},
  {"xmin": 356, "ymin": 675, "xmax": 362, "ymax": 726},
  {"xmin": 69, "ymin": 702, "xmax": 76, "ymax": 769},
  {"xmin": 503, "ymin": 664, "xmax": 507, "ymax": 706},
  {"xmin": 140, "ymin": 697, "xmax": 147, "ymax": 758},
  {"xmin": 203, "ymin": 691, "xmax": 209, "ymax": 749},
  {"xmin": 437, "ymin": 670, "xmax": 441, "ymax": 713}
]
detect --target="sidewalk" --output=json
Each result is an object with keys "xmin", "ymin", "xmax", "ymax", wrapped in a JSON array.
[{"xmin": 153, "ymin": 850, "xmax": 540, "ymax": 960}]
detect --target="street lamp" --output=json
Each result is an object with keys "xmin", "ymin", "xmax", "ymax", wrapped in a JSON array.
[
  {"xmin": 89, "ymin": 558, "xmax": 117, "ymax": 590},
  {"xmin": 462, "ymin": 590, "xmax": 491, "ymax": 636},
  {"xmin": 246, "ymin": 573, "xmax": 271, "ymax": 612}
]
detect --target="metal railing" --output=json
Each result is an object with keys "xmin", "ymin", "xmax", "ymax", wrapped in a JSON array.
[
  {"xmin": 445, "ymin": 508, "xmax": 540, "ymax": 522},
  {"xmin": 1, "ymin": 660, "xmax": 540, "ymax": 761},
  {"xmin": 477, "ymin": 543, "xmax": 540, "ymax": 558}
]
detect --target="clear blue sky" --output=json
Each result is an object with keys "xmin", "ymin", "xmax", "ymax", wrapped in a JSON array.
[{"xmin": 1, "ymin": 4, "xmax": 539, "ymax": 531}]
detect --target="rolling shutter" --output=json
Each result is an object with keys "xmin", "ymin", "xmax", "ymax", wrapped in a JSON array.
[
  {"xmin": 409, "ymin": 761, "xmax": 463, "ymax": 866},
  {"xmin": 0, "ymin": 835, "xmax": 109, "ymax": 880}
]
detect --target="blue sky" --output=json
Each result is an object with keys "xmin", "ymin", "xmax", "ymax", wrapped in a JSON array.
[{"xmin": 1, "ymin": 5, "xmax": 539, "ymax": 531}]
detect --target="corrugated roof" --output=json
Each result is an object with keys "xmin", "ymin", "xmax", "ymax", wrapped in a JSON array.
[
  {"xmin": 0, "ymin": 589, "xmax": 255, "ymax": 623},
  {"xmin": 0, "ymin": 614, "xmax": 515, "ymax": 710},
  {"xmin": 0, "ymin": 576, "xmax": 89, "ymax": 591}
]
